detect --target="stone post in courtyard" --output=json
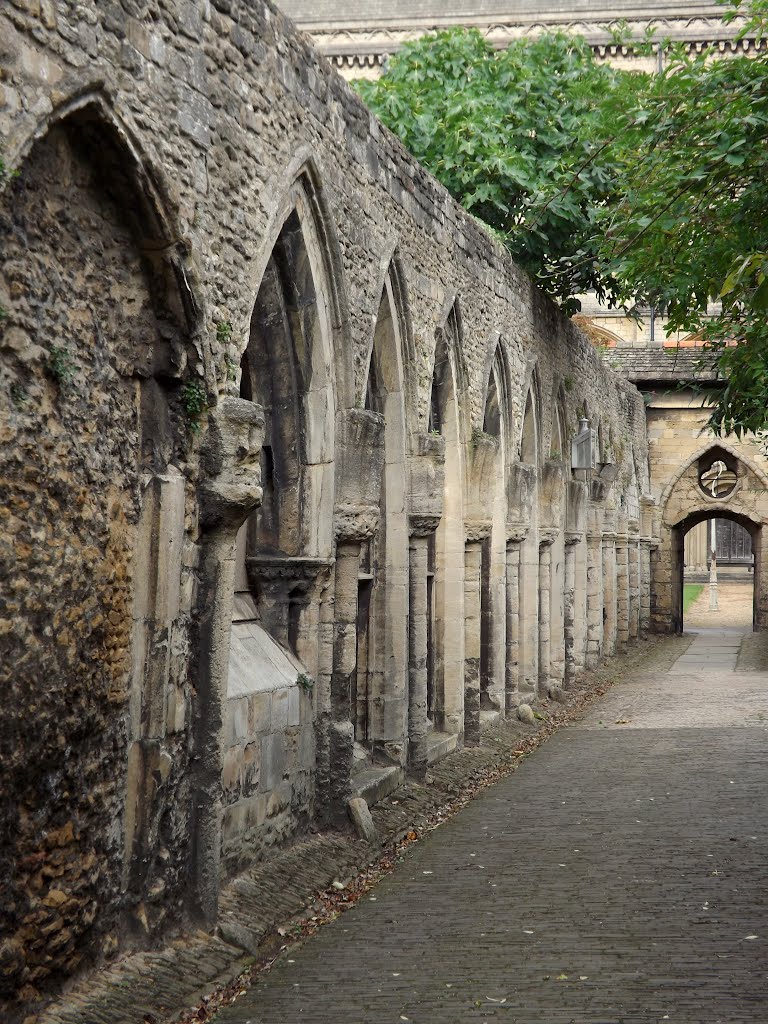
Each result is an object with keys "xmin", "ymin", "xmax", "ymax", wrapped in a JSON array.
[{"xmin": 640, "ymin": 496, "xmax": 657, "ymax": 637}]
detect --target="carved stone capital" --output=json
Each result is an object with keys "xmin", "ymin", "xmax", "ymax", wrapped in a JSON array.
[
  {"xmin": 602, "ymin": 531, "xmax": 617, "ymax": 544},
  {"xmin": 246, "ymin": 555, "xmax": 334, "ymax": 593},
  {"xmin": 539, "ymin": 527, "xmax": 559, "ymax": 548},
  {"xmin": 564, "ymin": 531, "xmax": 583, "ymax": 547},
  {"xmin": 409, "ymin": 513, "xmax": 441, "ymax": 538},
  {"xmin": 334, "ymin": 505, "xmax": 380, "ymax": 543},
  {"xmin": 465, "ymin": 520, "xmax": 492, "ymax": 543},
  {"xmin": 506, "ymin": 522, "xmax": 528, "ymax": 545}
]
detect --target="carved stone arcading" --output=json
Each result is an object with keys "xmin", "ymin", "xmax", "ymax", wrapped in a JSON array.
[
  {"xmin": 334, "ymin": 505, "xmax": 380, "ymax": 543},
  {"xmin": 409, "ymin": 513, "xmax": 441, "ymax": 538},
  {"xmin": 539, "ymin": 527, "xmax": 559, "ymax": 548},
  {"xmin": 199, "ymin": 397, "xmax": 265, "ymax": 532}
]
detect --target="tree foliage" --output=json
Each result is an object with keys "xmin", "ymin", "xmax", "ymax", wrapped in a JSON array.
[
  {"xmin": 354, "ymin": 1, "xmax": 768, "ymax": 434},
  {"xmin": 354, "ymin": 29, "xmax": 635, "ymax": 311}
]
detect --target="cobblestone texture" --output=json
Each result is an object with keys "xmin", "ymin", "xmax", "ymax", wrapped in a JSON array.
[{"xmin": 212, "ymin": 630, "xmax": 768, "ymax": 1024}]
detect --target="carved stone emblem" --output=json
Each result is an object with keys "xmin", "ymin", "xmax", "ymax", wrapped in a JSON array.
[{"xmin": 699, "ymin": 459, "xmax": 737, "ymax": 498}]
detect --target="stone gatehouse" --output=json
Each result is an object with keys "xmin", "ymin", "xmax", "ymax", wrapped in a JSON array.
[{"xmin": 0, "ymin": 1, "xmax": 651, "ymax": 1015}]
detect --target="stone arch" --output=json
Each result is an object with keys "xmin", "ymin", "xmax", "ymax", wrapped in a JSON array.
[
  {"xmin": 428, "ymin": 301, "xmax": 468, "ymax": 737},
  {"xmin": 0, "ymin": 97, "xmax": 198, "ymax": 992},
  {"xmin": 519, "ymin": 372, "xmax": 541, "ymax": 467},
  {"xmin": 354, "ymin": 262, "xmax": 410, "ymax": 757},
  {"xmin": 654, "ymin": 443, "xmax": 768, "ymax": 633},
  {"xmin": 239, "ymin": 158, "xmax": 355, "ymax": 417},
  {"xmin": 477, "ymin": 342, "xmax": 513, "ymax": 724},
  {"xmin": 659, "ymin": 439, "xmax": 768, "ymax": 517}
]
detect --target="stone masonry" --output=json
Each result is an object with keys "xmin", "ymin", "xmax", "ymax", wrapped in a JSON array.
[{"xmin": 0, "ymin": 1, "xmax": 650, "ymax": 1018}]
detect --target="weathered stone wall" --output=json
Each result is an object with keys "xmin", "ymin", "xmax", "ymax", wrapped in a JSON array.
[{"xmin": 0, "ymin": 1, "xmax": 650, "ymax": 1017}]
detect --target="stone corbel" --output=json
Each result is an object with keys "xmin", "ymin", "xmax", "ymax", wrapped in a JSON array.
[
  {"xmin": 539, "ymin": 527, "xmax": 559, "ymax": 548},
  {"xmin": 409, "ymin": 513, "xmax": 441, "ymax": 538},
  {"xmin": 409, "ymin": 431, "xmax": 446, "ymax": 529},
  {"xmin": 508, "ymin": 463, "xmax": 538, "ymax": 521},
  {"xmin": 336, "ymin": 408, "xmax": 386, "ymax": 510},
  {"xmin": 506, "ymin": 522, "xmax": 528, "ymax": 545},
  {"xmin": 465, "ymin": 519, "xmax": 493, "ymax": 544},
  {"xmin": 246, "ymin": 556, "xmax": 334, "ymax": 643},
  {"xmin": 199, "ymin": 397, "xmax": 265, "ymax": 533},
  {"xmin": 334, "ymin": 505, "xmax": 380, "ymax": 543}
]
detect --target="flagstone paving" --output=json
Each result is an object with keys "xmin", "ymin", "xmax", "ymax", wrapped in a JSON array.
[{"xmin": 215, "ymin": 628, "xmax": 768, "ymax": 1024}]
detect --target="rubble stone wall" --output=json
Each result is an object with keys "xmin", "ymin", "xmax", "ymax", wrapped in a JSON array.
[{"xmin": 0, "ymin": 1, "xmax": 649, "ymax": 1017}]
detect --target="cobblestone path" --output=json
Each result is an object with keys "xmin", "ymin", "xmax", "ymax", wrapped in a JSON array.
[{"xmin": 214, "ymin": 633, "xmax": 768, "ymax": 1024}]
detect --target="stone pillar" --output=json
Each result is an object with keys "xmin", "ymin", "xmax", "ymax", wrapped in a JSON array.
[
  {"xmin": 585, "ymin": 511, "xmax": 604, "ymax": 669},
  {"xmin": 538, "ymin": 528, "xmax": 558, "ymax": 695},
  {"xmin": 628, "ymin": 522, "xmax": 640, "ymax": 641},
  {"xmin": 563, "ymin": 531, "xmax": 582, "ymax": 687},
  {"xmin": 504, "ymin": 524, "xmax": 527, "ymax": 714},
  {"xmin": 640, "ymin": 496, "xmax": 657, "ymax": 638},
  {"xmin": 329, "ymin": 534, "xmax": 363, "ymax": 823},
  {"xmin": 463, "ymin": 523, "xmax": 488, "ymax": 746},
  {"xmin": 190, "ymin": 397, "xmax": 265, "ymax": 925},
  {"xmin": 615, "ymin": 515, "xmax": 629, "ymax": 653},
  {"xmin": 602, "ymin": 530, "xmax": 617, "ymax": 657},
  {"xmin": 407, "ymin": 514, "xmax": 440, "ymax": 779}
]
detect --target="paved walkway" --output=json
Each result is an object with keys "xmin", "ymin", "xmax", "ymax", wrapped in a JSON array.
[{"xmin": 215, "ymin": 633, "xmax": 768, "ymax": 1024}]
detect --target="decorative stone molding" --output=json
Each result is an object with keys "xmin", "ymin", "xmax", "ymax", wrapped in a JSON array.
[
  {"xmin": 334, "ymin": 505, "xmax": 380, "ymax": 543},
  {"xmin": 539, "ymin": 527, "xmax": 559, "ymax": 548},
  {"xmin": 199, "ymin": 397, "xmax": 265, "ymax": 532},
  {"xmin": 409, "ymin": 513, "xmax": 441, "ymax": 538},
  {"xmin": 308, "ymin": 14, "xmax": 764, "ymax": 74},
  {"xmin": 246, "ymin": 555, "xmax": 334, "ymax": 590},
  {"xmin": 465, "ymin": 520, "xmax": 492, "ymax": 543},
  {"xmin": 506, "ymin": 522, "xmax": 528, "ymax": 544}
]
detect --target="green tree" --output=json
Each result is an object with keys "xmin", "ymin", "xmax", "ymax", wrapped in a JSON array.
[
  {"xmin": 354, "ymin": 28, "xmax": 638, "ymax": 311},
  {"xmin": 355, "ymin": 3, "xmax": 768, "ymax": 435},
  {"xmin": 593, "ymin": 0, "xmax": 768, "ymax": 435}
]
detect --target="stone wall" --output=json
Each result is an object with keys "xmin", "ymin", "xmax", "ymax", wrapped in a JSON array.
[{"xmin": 0, "ymin": 1, "xmax": 650, "ymax": 1017}]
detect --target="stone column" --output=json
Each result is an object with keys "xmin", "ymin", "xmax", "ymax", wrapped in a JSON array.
[
  {"xmin": 563, "ymin": 531, "xmax": 582, "ymax": 687},
  {"xmin": 538, "ymin": 528, "xmax": 558, "ymax": 695},
  {"xmin": 408, "ymin": 514, "xmax": 440, "ymax": 779},
  {"xmin": 464, "ymin": 521, "xmax": 490, "ymax": 746},
  {"xmin": 329, "ymin": 536, "xmax": 362, "ymax": 824},
  {"xmin": 602, "ymin": 530, "xmax": 618, "ymax": 657},
  {"xmin": 628, "ymin": 523, "xmax": 640, "ymax": 641},
  {"xmin": 639, "ymin": 497, "xmax": 657, "ymax": 638},
  {"xmin": 505, "ymin": 524, "xmax": 527, "ymax": 714},
  {"xmin": 615, "ymin": 515, "xmax": 629, "ymax": 652},
  {"xmin": 190, "ymin": 398, "xmax": 264, "ymax": 925},
  {"xmin": 585, "ymin": 512, "xmax": 604, "ymax": 669}
]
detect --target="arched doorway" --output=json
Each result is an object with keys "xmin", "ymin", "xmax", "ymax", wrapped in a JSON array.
[{"xmin": 672, "ymin": 510, "xmax": 758, "ymax": 633}]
